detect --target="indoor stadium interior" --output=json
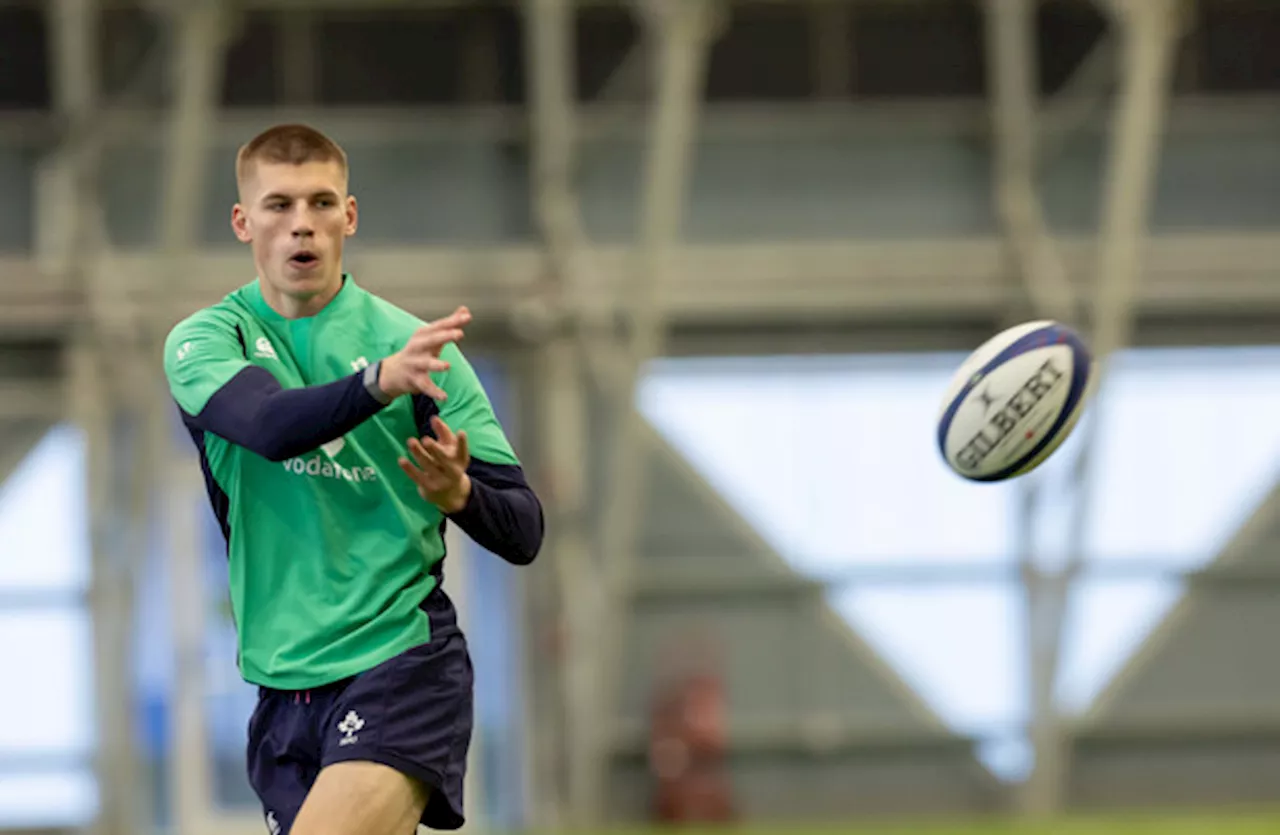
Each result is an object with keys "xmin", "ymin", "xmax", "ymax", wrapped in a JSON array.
[{"xmin": 3, "ymin": 0, "xmax": 1280, "ymax": 833}]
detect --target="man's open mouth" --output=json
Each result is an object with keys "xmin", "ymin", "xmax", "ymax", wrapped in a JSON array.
[{"xmin": 289, "ymin": 252, "xmax": 319, "ymax": 266}]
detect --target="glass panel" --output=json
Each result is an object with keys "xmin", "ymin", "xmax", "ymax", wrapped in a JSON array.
[
  {"xmin": 0, "ymin": 769, "xmax": 97, "ymax": 828},
  {"xmin": 0, "ymin": 425, "xmax": 90, "ymax": 593},
  {"xmin": 0, "ymin": 608, "xmax": 93, "ymax": 755}
]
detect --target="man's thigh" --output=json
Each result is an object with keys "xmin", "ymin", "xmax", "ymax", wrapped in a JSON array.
[
  {"xmin": 290, "ymin": 761, "xmax": 430, "ymax": 835},
  {"xmin": 314, "ymin": 630, "xmax": 475, "ymax": 832}
]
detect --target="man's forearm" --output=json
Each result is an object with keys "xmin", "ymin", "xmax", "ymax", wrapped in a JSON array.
[
  {"xmin": 184, "ymin": 363, "xmax": 392, "ymax": 462},
  {"xmin": 447, "ymin": 461, "xmax": 545, "ymax": 566}
]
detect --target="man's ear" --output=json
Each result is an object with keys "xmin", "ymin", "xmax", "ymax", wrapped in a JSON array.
[
  {"xmin": 231, "ymin": 204, "xmax": 252, "ymax": 243},
  {"xmin": 344, "ymin": 194, "xmax": 359, "ymax": 237}
]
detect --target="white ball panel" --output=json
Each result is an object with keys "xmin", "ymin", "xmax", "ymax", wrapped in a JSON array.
[
  {"xmin": 937, "ymin": 320, "xmax": 1055, "ymax": 422},
  {"xmin": 942, "ymin": 344, "xmax": 1077, "ymax": 480}
]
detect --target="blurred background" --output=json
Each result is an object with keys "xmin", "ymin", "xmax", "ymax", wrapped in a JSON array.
[{"xmin": 2, "ymin": 0, "xmax": 1280, "ymax": 833}]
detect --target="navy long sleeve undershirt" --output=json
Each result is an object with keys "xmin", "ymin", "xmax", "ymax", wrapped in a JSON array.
[
  {"xmin": 187, "ymin": 365, "xmax": 386, "ymax": 463},
  {"xmin": 181, "ymin": 366, "xmax": 544, "ymax": 566},
  {"xmin": 450, "ymin": 460, "xmax": 545, "ymax": 566}
]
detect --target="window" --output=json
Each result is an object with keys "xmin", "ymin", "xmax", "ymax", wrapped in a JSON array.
[
  {"xmin": 640, "ymin": 346, "xmax": 1280, "ymax": 778},
  {"xmin": 0, "ymin": 425, "xmax": 95, "ymax": 827}
]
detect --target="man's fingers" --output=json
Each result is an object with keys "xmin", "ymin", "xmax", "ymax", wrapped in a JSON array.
[
  {"xmin": 409, "ymin": 327, "xmax": 465, "ymax": 354},
  {"xmin": 414, "ymin": 357, "xmax": 451, "ymax": 374},
  {"xmin": 427, "ymin": 306, "xmax": 471, "ymax": 331},
  {"xmin": 398, "ymin": 456, "xmax": 423, "ymax": 479},
  {"xmin": 430, "ymin": 415, "xmax": 454, "ymax": 444},
  {"xmin": 418, "ymin": 436, "xmax": 456, "ymax": 472},
  {"xmin": 426, "ymin": 419, "xmax": 467, "ymax": 466},
  {"xmin": 410, "ymin": 436, "xmax": 458, "ymax": 475},
  {"xmin": 398, "ymin": 456, "xmax": 428, "ymax": 488},
  {"xmin": 407, "ymin": 437, "xmax": 439, "ymax": 469},
  {"xmin": 404, "ymin": 442, "xmax": 449, "ymax": 483},
  {"xmin": 399, "ymin": 457, "xmax": 444, "ymax": 499},
  {"xmin": 411, "ymin": 310, "xmax": 471, "ymax": 351},
  {"xmin": 408, "ymin": 374, "xmax": 448, "ymax": 401},
  {"xmin": 414, "ymin": 306, "xmax": 474, "ymax": 349}
]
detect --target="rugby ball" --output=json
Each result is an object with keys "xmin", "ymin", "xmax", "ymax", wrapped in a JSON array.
[{"xmin": 937, "ymin": 320, "xmax": 1092, "ymax": 482}]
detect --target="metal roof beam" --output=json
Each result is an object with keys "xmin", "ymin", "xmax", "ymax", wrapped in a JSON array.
[
  {"xmin": 2, "ymin": 98, "xmax": 1280, "ymax": 146},
  {"xmin": 1, "ymin": 233, "xmax": 1273, "ymax": 335}
]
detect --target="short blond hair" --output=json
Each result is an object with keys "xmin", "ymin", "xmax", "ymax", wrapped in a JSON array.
[{"xmin": 236, "ymin": 123, "xmax": 348, "ymax": 189}]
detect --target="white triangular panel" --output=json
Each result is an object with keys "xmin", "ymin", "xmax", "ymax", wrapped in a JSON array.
[
  {"xmin": 638, "ymin": 354, "xmax": 1019, "ymax": 573},
  {"xmin": 1057, "ymin": 347, "xmax": 1280, "ymax": 713},
  {"xmin": 830, "ymin": 584, "xmax": 1025, "ymax": 749}
]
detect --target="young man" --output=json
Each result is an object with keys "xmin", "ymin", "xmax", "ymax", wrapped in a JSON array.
[{"xmin": 162, "ymin": 124, "xmax": 544, "ymax": 835}]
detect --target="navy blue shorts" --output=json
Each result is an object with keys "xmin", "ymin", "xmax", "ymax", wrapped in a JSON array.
[{"xmin": 245, "ymin": 603, "xmax": 474, "ymax": 833}]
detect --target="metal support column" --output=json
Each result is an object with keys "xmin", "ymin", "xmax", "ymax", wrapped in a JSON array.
[
  {"xmin": 1021, "ymin": 0, "xmax": 1181, "ymax": 817},
  {"xmin": 598, "ymin": 0, "xmax": 716, "ymax": 638},
  {"xmin": 525, "ymin": 0, "xmax": 716, "ymax": 824},
  {"xmin": 592, "ymin": 0, "xmax": 716, "ymax": 824},
  {"xmin": 46, "ymin": 4, "xmax": 138, "ymax": 835},
  {"xmin": 985, "ymin": 0, "xmax": 1076, "ymax": 324},
  {"xmin": 523, "ymin": 0, "xmax": 595, "ymax": 827},
  {"xmin": 158, "ymin": 6, "xmax": 233, "ymax": 835},
  {"xmin": 44, "ymin": 0, "xmax": 100, "ymax": 278},
  {"xmin": 983, "ymin": 0, "xmax": 1080, "ymax": 820},
  {"xmin": 69, "ymin": 346, "xmax": 142, "ymax": 835},
  {"xmin": 159, "ymin": 3, "xmax": 226, "ymax": 259}
]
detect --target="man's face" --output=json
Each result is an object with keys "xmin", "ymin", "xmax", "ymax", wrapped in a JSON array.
[{"xmin": 231, "ymin": 159, "xmax": 358, "ymax": 304}]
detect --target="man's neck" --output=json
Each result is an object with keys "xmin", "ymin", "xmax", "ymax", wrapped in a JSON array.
[{"xmin": 261, "ymin": 274, "xmax": 344, "ymax": 319}]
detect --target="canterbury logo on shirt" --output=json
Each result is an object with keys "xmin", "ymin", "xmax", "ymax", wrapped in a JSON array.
[{"xmin": 253, "ymin": 337, "xmax": 278, "ymax": 360}]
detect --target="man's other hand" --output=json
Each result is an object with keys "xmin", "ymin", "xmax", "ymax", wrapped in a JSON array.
[{"xmin": 398, "ymin": 416, "xmax": 472, "ymax": 514}]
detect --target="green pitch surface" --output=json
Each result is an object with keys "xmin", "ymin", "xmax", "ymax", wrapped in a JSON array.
[{"xmin": 548, "ymin": 810, "xmax": 1280, "ymax": 835}]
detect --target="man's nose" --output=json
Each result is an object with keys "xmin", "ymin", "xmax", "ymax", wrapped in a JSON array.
[{"xmin": 291, "ymin": 207, "xmax": 314, "ymax": 237}]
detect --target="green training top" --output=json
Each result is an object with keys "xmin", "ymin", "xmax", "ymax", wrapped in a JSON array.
[{"xmin": 163, "ymin": 276, "xmax": 518, "ymax": 689}]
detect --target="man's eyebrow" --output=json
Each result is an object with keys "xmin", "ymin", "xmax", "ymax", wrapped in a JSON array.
[{"xmin": 260, "ymin": 189, "xmax": 341, "ymax": 202}]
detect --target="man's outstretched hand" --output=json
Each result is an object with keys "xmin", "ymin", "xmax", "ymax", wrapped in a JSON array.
[
  {"xmin": 378, "ymin": 306, "xmax": 471, "ymax": 401},
  {"xmin": 399, "ymin": 416, "xmax": 472, "ymax": 514}
]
